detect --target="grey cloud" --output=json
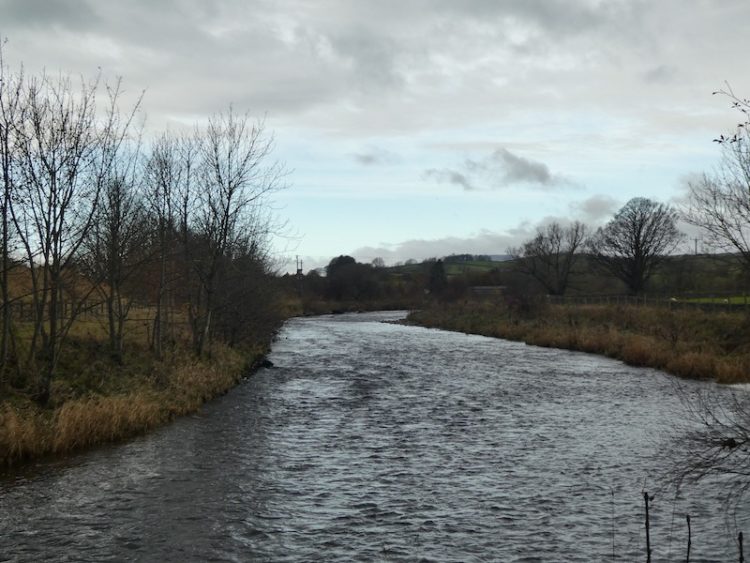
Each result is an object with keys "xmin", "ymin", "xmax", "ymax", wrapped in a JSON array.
[
  {"xmin": 0, "ymin": 0, "xmax": 101, "ymax": 29},
  {"xmin": 427, "ymin": 148, "xmax": 574, "ymax": 191},
  {"xmin": 0, "ymin": 0, "xmax": 636, "ymax": 127},
  {"xmin": 352, "ymin": 153, "xmax": 380, "ymax": 166},
  {"xmin": 423, "ymin": 168, "xmax": 477, "ymax": 191},
  {"xmin": 328, "ymin": 29, "xmax": 403, "ymax": 91},
  {"xmin": 0, "ymin": 0, "xmax": 746, "ymax": 144},
  {"xmin": 351, "ymin": 147, "xmax": 399, "ymax": 166},
  {"xmin": 570, "ymin": 195, "xmax": 619, "ymax": 222},
  {"xmin": 643, "ymin": 64, "xmax": 678, "ymax": 84},
  {"xmin": 484, "ymin": 148, "xmax": 553, "ymax": 185},
  {"xmin": 432, "ymin": 0, "xmax": 642, "ymax": 41},
  {"xmin": 0, "ymin": 1, "xmax": 350, "ymax": 117},
  {"xmin": 670, "ymin": 172, "xmax": 703, "ymax": 208}
]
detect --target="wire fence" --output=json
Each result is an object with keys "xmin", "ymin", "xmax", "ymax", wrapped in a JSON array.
[
  {"xmin": 546, "ymin": 293, "xmax": 750, "ymax": 311},
  {"xmin": 0, "ymin": 300, "xmax": 191, "ymax": 330}
]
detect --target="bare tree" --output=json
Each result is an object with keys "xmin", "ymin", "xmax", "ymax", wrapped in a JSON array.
[
  {"xmin": 673, "ymin": 87, "xmax": 750, "ymax": 501},
  {"xmin": 685, "ymin": 139, "xmax": 750, "ymax": 274},
  {"xmin": 82, "ymin": 144, "xmax": 146, "ymax": 363},
  {"xmin": 0, "ymin": 43, "xmax": 24, "ymax": 377},
  {"xmin": 509, "ymin": 221, "xmax": 587, "ymax": 296},
  {"xmin": 669, "ymin": 385, "xmax": 750, "ymax": 515},
  {"xmin": 143, "ymin": 133, "xmax": 182, "ymax": 359},
  {"xmin": 588, "ymin": 197, "xmax": 682, "ymax": 295},
  {"xmin": 11, "ymin": 72, "xmax": 135, "ymax": 404},
  {"xmin": 211, "ymin": 221, "xmax": 282, "ymax": 347},
  {"xmin": 187, "ymin": 109, "xmax": 285, "ymax": 357}
]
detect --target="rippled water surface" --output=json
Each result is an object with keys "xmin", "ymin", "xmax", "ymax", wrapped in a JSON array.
[{"xmin": 2, "ymin": 311, "xmax": 749, "ymax": 561}]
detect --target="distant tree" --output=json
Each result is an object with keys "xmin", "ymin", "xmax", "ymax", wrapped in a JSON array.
[
  {"xmin": 427, "ymin": 259, "xmax": 447, "ymax": 296},
  {"xmin": 588, "ymin": 198, "xmax": 681, "ymax": 295},
  {"xmin": 325, "ymin": 256, "xmax": 379, "ymax": 300},
  {"xmin": 371, "ymin": 257, "xmax": 385, "ymax": 268},
  {"xmin": 326, "ymin": 255, "xmax": 356, "ymax": 277},
  {"xmin": 444, "ymin": 254, "xmax": 474, "ymax": 263},
  {"xmin": 509, "ymin": 221, "xmax": 587, "ymax": 296}
]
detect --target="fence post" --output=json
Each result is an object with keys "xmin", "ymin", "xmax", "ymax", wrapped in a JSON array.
[
  {"xmin": 644, "ymin": 492, "xmax": 652, "ymax": 563},
  {"xmin": 740, "ymin": 531, "xmax": 744, "ymax": 563}
]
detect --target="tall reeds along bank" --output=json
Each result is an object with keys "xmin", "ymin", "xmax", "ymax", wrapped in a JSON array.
[
  {"xmin": 407, "ymin": 301, "xmax": 750, "ymax": 383},
  {"xmin": 0, "ymin": 339, "xmax": 273, "ymax": 467}
]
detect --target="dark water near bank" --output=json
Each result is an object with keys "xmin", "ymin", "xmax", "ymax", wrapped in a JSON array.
[{"xmin": 1, "ymin": 311, "xmax": 749, "ymax": 561}]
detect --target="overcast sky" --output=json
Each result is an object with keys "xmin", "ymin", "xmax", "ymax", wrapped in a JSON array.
[{"xmin": 2, "ymin": 0, "xmax": 748, "ymax": 270}]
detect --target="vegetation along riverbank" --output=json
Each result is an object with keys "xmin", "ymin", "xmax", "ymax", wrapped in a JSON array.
[
  {"xmin": 0, "ymin": 53, "xmax": 287, "ymax": 467},
  {"xmin": 407, "ymin": 301, "xmax": 750, "ymax": 384},
  {"xmin": 0, "ymin": 338, "xmax": 276, "ymax": 467}
]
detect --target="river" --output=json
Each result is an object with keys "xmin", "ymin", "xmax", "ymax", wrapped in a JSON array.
[{"xmin": 1, "ymin": 311, "xmax": 748, "ymax": 561}]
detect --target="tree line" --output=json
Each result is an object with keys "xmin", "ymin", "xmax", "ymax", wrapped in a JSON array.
[
  {"xmin": 509, "ymin": 197, "xmax": 682, "ymax": 297},
  {"xmin": 511, "ymin": 88, "xmax": 750, "ymax": 300},
  {"xmin": 0, "ymin": 49, "xmax": 285, "ymax": 405},
  {"xmin": 305, "ymin": 181, "xmax": 750, "ymax": 306}
]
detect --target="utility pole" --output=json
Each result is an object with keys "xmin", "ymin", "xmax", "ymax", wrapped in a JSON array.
[
  {"xmin": 692, "ymin": 237, "xmax": 702, "ymax": 255},
  {"xmin": 295, "ymin": 256, "xmax": 304, "ymax": 301}
]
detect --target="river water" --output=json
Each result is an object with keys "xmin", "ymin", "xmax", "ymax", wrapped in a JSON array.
[{"xmin": 1, "ymin": 311, "xmax": 749, "ymax": 561}]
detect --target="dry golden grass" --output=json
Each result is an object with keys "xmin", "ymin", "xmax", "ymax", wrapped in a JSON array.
[
  {"xmin": 408, "ymin": 301, "xmax": 750, "ymax": 384},
  {"xmin": 0, "ymin": 340, "xmax": 262, "ymax": 467},
  {"xmin": 0, "ymin": 262, "xmax": 282, "ymax": 468},
  {"xmin": 0, "ymin": 406, "xmax": 48, "ymax": 461},
  {"xmin": 52, "ymin": 394, "xmax": 162, "ymax": 452}
]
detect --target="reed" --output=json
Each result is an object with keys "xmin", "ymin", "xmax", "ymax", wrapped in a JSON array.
[
  {"xmin": 407, "ymin": 301, "xmax": 750, "ymax": 383},
  {"xmin": 0, "ymin": 342, "xmax": 262, "ymax": 467}
]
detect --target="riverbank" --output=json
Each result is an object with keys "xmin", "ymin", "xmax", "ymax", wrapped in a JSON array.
[
  {"xmin": 294, "ymin": 297, "xmax": 419, "ymax": 316},
  {"xmin": 0, "ymin": 339, "xmax": 273, "ymax": 468},
  {"xmin": 5, "ymin": 311, "xmax": 736, "ymax": 560},
  {"xmin": 407, "ymin": 301, "xmax": 750, "ymax": 383}
]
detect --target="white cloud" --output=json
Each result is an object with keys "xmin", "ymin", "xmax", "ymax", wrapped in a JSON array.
[
  {"xmin": 2, "ymin": 0, "xmax": 747, "ymax": 261},
  {"xmin": 350, "ymin": 229, "xmax": 524, "ymax": 264},
  {"xmin": 345, "ymin": 192, "xmax": 626, "ymax": 264}
]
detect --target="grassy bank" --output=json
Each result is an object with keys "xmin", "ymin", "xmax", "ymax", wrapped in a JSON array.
[
  {"xmin": 0, "ymin": 334, "xmax": 274, "ymax": 468},
  {"xmin": 407, "ymin": 301, "xmax": 750, "ymax": 383}
]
